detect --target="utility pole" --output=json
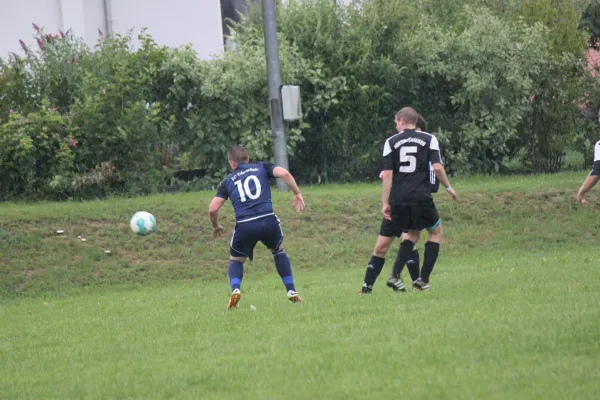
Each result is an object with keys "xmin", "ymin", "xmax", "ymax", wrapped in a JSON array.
[{"xmin": 261, "ymin": 0, "xmax": 289, "ymax": 191}]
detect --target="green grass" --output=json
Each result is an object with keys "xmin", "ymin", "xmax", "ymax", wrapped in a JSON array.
[
  {"xmin": 1, "ymin": 172, "xmax": 598, "ymax": 298},
  {"xmin": 1, "ymin": 172, "xmax": 600, "ymax": 399}
]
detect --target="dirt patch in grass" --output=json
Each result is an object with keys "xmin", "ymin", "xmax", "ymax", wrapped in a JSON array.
[
  {"xmin": 493, "ymin": 195, "xmax": 505, "ymax": 204},
  {"xmin": 24, "ymin": 268, "xmax": 44, "ymax": 280}
]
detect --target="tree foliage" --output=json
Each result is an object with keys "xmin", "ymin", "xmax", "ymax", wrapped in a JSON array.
[
  {"xmin": 0, "ymin": 0, "xmax": 599, "ymax": 200},
  {"xmin": 581, "ymin": 0, "xmax": 600, "ymax": 47}
]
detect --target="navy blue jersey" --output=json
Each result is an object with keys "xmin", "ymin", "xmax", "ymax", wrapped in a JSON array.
[{"xmin": 216, "ymin": 162, "xmax": 277, "ymax": 222}]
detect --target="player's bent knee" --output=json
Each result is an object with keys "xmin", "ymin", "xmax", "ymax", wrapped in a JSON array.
[
  {"xmin": 427, "ymin": 221, "xmax": 443, "ymax": 243},
  {"xmin": 374, "ymin": 244, "xmax": 390, "ymax": 254},
  {"xmin": 405, "ymin": 230, "xmax": 420, "ymax": 243},
  {"xmin": 230, "ymin": 256, "xmax": 246, "ymax": 262},
  {"xmin": 374, "ymin": 235, "xmax": 393, "ymax": 256},
  {"xmin": 402, "ymin": 232, "xmax": 418, "ymax": 242}
]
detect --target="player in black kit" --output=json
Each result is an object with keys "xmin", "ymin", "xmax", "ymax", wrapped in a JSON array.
[
  {"xmin": 359, "ymin": 114, "xmax": 439, "ymax": 294},
  {"xmin": 381, "ymin": 107, "xmax": 456, "ymax": 292}
]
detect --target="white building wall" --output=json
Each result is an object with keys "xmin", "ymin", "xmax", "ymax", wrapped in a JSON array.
[
  {"xmin": 0, "ymin": 0, "xmax": 224, "ymax": 59},
  {"xmin": 60, "ymin": 0, "xmax": 87, "ymax": 38},
  {"xmin": 109, "ymin": 0, "xmax": 223, "ymax": 57},
  {"xmin": 0, "ymin": 0, "xmax": 64, "ymax": 54},
  {"xmin": 82, "ymin": 0, "xmax": 107, "ymax": 44}
]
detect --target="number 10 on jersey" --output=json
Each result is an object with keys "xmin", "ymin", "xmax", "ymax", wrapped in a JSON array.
[{"xmin": 234, "ymin": 176, "xmax": 262, "ymax": 202}]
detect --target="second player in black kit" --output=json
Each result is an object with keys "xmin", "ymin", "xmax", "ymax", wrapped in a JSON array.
[{"xmin": 381, "ymin": 107, "xmax": 456, "ymax": 291}]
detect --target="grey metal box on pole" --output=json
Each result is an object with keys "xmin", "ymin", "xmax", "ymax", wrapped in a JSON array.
[{"xmin": 282, "ymin": 85, "xmax": 302, "ymax": 121}]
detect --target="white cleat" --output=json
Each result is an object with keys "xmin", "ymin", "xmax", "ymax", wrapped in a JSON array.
[
  {"xmin": 287, "ymin": 290, "xmax": 304, "ymax": 303},
  {"xmin": 228, "ymin": 288, "xmax": 241, "ymax": 309}
]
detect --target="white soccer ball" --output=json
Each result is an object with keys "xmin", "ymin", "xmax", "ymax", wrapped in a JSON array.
[{"xmin": 130, "ymin": 211, "xmax": 156, "ymax": 235}]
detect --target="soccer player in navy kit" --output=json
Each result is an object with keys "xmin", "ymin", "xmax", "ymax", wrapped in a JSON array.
[{"xmin": 208, "ymin": 146, "xmax": 306, "ymax": 309}]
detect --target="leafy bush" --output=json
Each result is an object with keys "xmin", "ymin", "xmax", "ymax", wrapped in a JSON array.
[
  {"xmin": 0, "ymin": 0, "xmax": 597, "ymax": 200},
  {"xmin": 0, "ymin": 108, "xmax": 76, "ymax": 199},
  {"xmin": 582, "ymin": 0, "xmax": 600, "ymax": 48},
  {"xmin": 0, "ymin": 28, "xmax": 180, "ymax": 198},
  {"xmin": 404, "ymin": 8, "xmax": 580, "ymax": 172}
]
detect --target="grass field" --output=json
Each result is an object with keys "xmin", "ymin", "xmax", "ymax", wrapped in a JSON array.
[{"xmin": 1, "ymin": 172, "xmax": 600, "ymax": 399}]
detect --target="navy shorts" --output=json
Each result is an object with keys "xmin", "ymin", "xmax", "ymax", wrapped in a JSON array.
[{"xmin": 230, "ymin": 215, "xmax": 283, "ymax": 261}]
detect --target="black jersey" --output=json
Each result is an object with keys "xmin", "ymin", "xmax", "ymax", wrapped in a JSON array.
[
  {"xmin": 429, "ymin": 162, "xmax": 440, "ymax": 193},
  {"xmin": 383, "ymin": 129, "xmax": 442, "ymax": 205}
]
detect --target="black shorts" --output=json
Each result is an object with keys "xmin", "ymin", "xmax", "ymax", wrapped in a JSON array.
[
  {"xmin": 390, "ymin": 201, "xmax": 441, "ymax": 233},
  {"xmin": 379, "ymin": 218, "xmax": 404, "ymax": 238},
  {"xmin": 230, "ymin": 215, "xmax": 283, "ymax": 261}
]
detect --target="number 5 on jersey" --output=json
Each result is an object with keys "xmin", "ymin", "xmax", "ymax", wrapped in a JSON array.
[
  {"xmin": 399, "ymin": 146, "xmax": 417, "ymax": 173},
  {"xmin": 234, "ymin": 175, "xmax": 262, "ymax": 202}
]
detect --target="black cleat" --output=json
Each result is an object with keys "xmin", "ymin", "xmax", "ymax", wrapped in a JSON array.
[
  {"xmin": 358, "ymin": 284, "xmax": 373, "ymax": 295},
  {"xmin": 386, "ymin": 277, "xmax": 407, "ymax": 292},
  {"xmin": 412, "ymin": 278, "xmax": 430, "ymax": 292}
]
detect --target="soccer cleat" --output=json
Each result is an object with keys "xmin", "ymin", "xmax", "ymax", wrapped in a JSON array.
[
  {"xmin": 386, "ymin": 277, "xmax": 407, "ymax": 292},
  {"xmin": 412, "ymin": 278, "xmax": 430, "ymax": 292},
  {"xmin": 287, "ymin": 290, "xmax": 304, "ymax": 303},
  {"xmin": 228, "ymin": 288, "xmax": 241, "ymax": 309},
  {"xmin": 358, "ymin": 284, "xmax": 373, "ymax": 295}
]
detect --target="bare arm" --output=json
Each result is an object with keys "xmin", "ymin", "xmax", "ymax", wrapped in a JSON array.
[
  {"xmin": 272, "ymin": 166, "xmax": 305, "ymax": 212},
  {"xmin": 381, "ymin": 170, "xmax": 393, "ymax": 220},
  {"xmin": 208, "ymin": 197, "xmax": 226, "ymax": 237},
  {"xmin": 273, "ymin": 166, "xmax": 301, "ymax": 195},
  {"xmin": 432, "ymin": 163, "xmax": 456, "ymax": 200},
  {"xmin": 576, "ymin": 175, "xmax": 600, "ymax": 205}
]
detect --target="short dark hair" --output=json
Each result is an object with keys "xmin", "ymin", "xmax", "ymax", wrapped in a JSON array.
[
  {"xmin": 227, "ymin": 146, "xmax": 250, "ymax": 163},
  {"xmin": 416, "ymin": 113, "xmax": 427, "ymax": 131},
  {"xmin": 395, "ymin": 107, "xmax": 419, "ymax": 125}
]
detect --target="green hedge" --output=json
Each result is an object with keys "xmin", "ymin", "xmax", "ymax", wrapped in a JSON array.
[{"xmin": 1, "ymin": 0, "xmax": 599, "ymax": 200}]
